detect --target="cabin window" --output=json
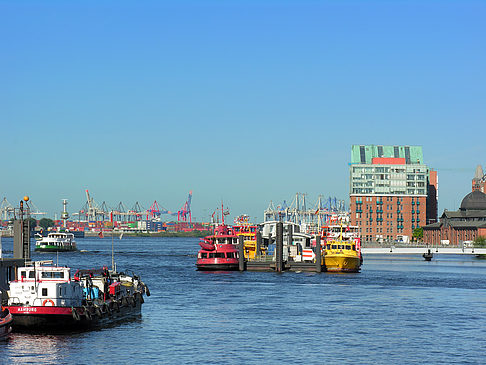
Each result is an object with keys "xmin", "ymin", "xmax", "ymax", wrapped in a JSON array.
[
  {"xmin": 41, "ymin": 272, "xmax": 65, "ymax": 279},
  {"xmin": 199, "ymin": 253, "xmax": 207, "ymax": 259},
  {"xmin": 346, "ymin": 245, "xmax": 351, "ymax": 250},
  {"xmin": 327, "ymin": 244, "xmax": 331, "ymax": 249},
  {"xmin": 226, "ymin": 252, "xmax": 235, "ymax": 259},
  {"xmin": 209, "ymin": 253, "xmax": 216, "ymax": 258},
  {"xmin": 352, "ymin": 245, "xmax": 356, "ymax": 251},
  {"xmin": 332, "ymin": 245, "xmax": 337, "ymax": 249},
  {"xmin": 29, "ymin": 271, "xmax": 35, "ymax": 278},
  {"xmin": 20, "ymin": 271, "xmax": 26, "ymax": 278},
  {"xmin": 215, "ymin": 253, "xmax": 225, "ymax": 258},
  {"xmin": 42, "ymin": 288, "xmax": 48, "ymax": 296}
]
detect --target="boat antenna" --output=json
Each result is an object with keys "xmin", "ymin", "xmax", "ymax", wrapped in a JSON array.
[{"xmin": 221, "ymin": 201, "xmax": 225, "ymax": 225}]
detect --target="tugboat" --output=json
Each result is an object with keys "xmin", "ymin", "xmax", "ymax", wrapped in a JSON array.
[
  {"xmin": 4, "ymin": 261, "xmax": 149, "ymax": 331},
  {"xmin": 0, "ymin": 308, "xmax": 13, "ymax": 340},
  {"xmin": 196, "ymin": 203, "xmax": 240, "ymax": 270}
]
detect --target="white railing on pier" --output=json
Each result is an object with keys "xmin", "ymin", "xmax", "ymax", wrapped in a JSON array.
[{"xmin": 362, "ymin": 247, "xmax": 486, "ymax": 255}]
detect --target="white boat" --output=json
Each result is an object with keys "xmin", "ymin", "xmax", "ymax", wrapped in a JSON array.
[
  {"xmin": 35, "ymin": 231, "xmax": 77, "ymax": 252},
  {"xmin": 6, "ymin": 261, "xmax": 149, "ymax": 331},
  {"xmin": 260, "ymin": 221, "xmax": 314, "ymax": 262}
]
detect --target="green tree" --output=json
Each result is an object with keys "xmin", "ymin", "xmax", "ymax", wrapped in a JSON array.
[
  {"xmin": 474, "ymin": 236, "xmax": 486, "ymax": 248},
  {"xmin": 39, "ymin": 218, "xmax": 55, "ymax": 230},
  {"xmin": 27, "ymin": 217, "xmax": 37, "ymax": 228},
  {"xmin": 412, "ymin": 227, "xmax": 423, "ymax": 242}
]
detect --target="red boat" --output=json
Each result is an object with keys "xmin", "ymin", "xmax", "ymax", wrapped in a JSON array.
[
  {"xmin": 196, "ymin": 224, "xmax": 240, "ymax": 270},
  {"xmin": 0, "ymin": 308, "xmax": 13, "ymax": 340}
]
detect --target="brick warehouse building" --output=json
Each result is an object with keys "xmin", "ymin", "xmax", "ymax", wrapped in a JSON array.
[
  {"xmin": 349, "ymin": 145, "xmax": 438, "ymax": 243},
  {"xmin": 423, "ymin": 167, "xmax": 486, "ymax": 246}
]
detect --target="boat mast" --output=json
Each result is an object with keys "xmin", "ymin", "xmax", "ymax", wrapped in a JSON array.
[{"xmin": 111, "ymin": 231, "xmax": 115, "ymax": 271}]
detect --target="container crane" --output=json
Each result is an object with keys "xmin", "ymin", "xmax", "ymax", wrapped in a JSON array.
[{"xmin": 177, "ymin": 191, "xmax": 192, "ymax": 223}]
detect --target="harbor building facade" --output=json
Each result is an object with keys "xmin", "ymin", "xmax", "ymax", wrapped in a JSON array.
[
  {"xmin": 349, "ymin": 145, "xmax": 438, "ymax": 243},
  {"xmin": 423, "ymin": 168, "xmax": 486, "ymax": 246}
]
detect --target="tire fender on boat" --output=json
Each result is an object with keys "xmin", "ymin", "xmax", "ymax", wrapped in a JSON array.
[
  {"xmin": 42, "ymin": 299, "xmax": 55, "ymax": 306},
  {"xmin": 103, "ymin": 303, "xmax": 110, "ymax": 316},
  {"xmin": 72, "ymin": 308, "xmax": 81, "ymax": 321},
  {"xmin": 95, "ymin": 306, "xmax": 102, "ymax": 318},
  {"xmin": 83, "ymin": 306, "xmax": 92, "ymax": 320},
  {"xmin": 142, "ymin": 282, "xmax": 150, "ymax": 297}
]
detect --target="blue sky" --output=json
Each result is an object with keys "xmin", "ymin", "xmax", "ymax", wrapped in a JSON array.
[{"xmin": 1, "ymin": 0, "xmax": 485, "ymax": 222}]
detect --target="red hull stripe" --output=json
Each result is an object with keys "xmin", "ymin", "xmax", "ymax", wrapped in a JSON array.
[{"xmin": 8, "ymin": 306, "xmax": 73, "ymax": 315}]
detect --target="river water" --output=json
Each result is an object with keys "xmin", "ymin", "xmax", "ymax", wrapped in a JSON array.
[{"xmin": 1, "ymin": 236, "xmax": 486, "ymax": 364}]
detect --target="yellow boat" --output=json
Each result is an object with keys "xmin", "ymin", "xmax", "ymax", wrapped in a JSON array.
[
  {"xmin": 324, "ymin": 240, "xmax": 362, "ymax": 272},
  {"xmin": 233, "ymin": 215, "xmax": 261, "ymax": 260}
]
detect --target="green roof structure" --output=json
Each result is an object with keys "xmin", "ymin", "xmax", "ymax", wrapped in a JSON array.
[{"xmin": 351, "ymin": 145, "xmax": 424, "ymax": 165}]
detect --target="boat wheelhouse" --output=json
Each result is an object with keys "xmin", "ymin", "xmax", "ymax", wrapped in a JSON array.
[{"xmin": 233, "ymin": 215, "xmax": 260, "ymax": 259}]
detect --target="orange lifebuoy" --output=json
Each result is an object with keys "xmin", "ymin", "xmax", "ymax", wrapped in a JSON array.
[{"xmin": 42, "ymin": 299, "xmax": 55, "ymax": 306}]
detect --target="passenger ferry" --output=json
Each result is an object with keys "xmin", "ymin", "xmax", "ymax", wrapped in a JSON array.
[
  {"xmin": 35, "ymin": 231, "xmax": 77, "ymax": 252},
  {"xmin": 196, "ymin": 224, "xmax": 240, "ymax": 270},
  {"xmin": 5, "ymin": 261, "xmax": 149, "ymax": 330}
]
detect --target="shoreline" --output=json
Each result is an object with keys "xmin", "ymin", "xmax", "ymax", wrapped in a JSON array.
[{"xmin": 84, "ymin": 230, "xmax": 212, "ymax": 238}]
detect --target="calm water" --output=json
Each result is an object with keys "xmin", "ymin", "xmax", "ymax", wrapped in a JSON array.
[{"xmin": 1, "ymin": 236, "xmax": 486, "ymax": 364}]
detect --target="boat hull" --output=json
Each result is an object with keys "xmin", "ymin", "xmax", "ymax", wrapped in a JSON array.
[
  {"xmin": 196, "ymin": 261, "xmax": 239, "ymax": 271},
  {"xmin": 8, "ymin": 295, "xmax": 143, "ymax": 331},
  {"xmin": 0, "ymin": 310, "xmax": 13, "ymax": 340},
  {"xmin": 35, "ymin": 247, "xmax": 77, "ymax": 252},
  {"xmin": 35, "ymin": 246, "xmax": 77, "ymax": 252},
  {"xmin": 325, "ymin": 255, "xmax": 361, "ymax": 273}
]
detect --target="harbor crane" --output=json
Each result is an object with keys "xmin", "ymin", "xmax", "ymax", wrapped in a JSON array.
[
  {"xmin": 0, "ymin": 197, "xmax": 45, "ymax": 221},
  {"xmin": 177, "ymin": 191, "xmax": 192, "ymax": 223},
  {"xmin": 264, "ymin": 193, "xmax": 347, "ymax": 230},
  {"xmin": 0, "ymin": 198, "xmax": 15, "ymax": 221},
  {"xmin": 80, "ymin": 189, "xmax": 107, "ymax": 221}
]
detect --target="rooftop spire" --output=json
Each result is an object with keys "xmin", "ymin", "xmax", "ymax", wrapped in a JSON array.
[{"xmin": 474, "ymin": 165, "xmax": 484, "ymax": 179}]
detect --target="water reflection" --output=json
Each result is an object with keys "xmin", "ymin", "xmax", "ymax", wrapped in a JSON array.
[{"xmin": 5, "ymin": 333, "xmax": 80, "ymax": 364}]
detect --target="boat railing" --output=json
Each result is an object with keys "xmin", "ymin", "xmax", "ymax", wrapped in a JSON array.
[
  {"xmin": 7, "ymin": 297, "xmax": 21, "ymax": 305},
  {"xmin": 32, "ymin": 298, "xmax": 47, "ymax": 306},
  {"xmin": 246, "ymin": 252, "xmax": 275, "ymax": 262}
]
